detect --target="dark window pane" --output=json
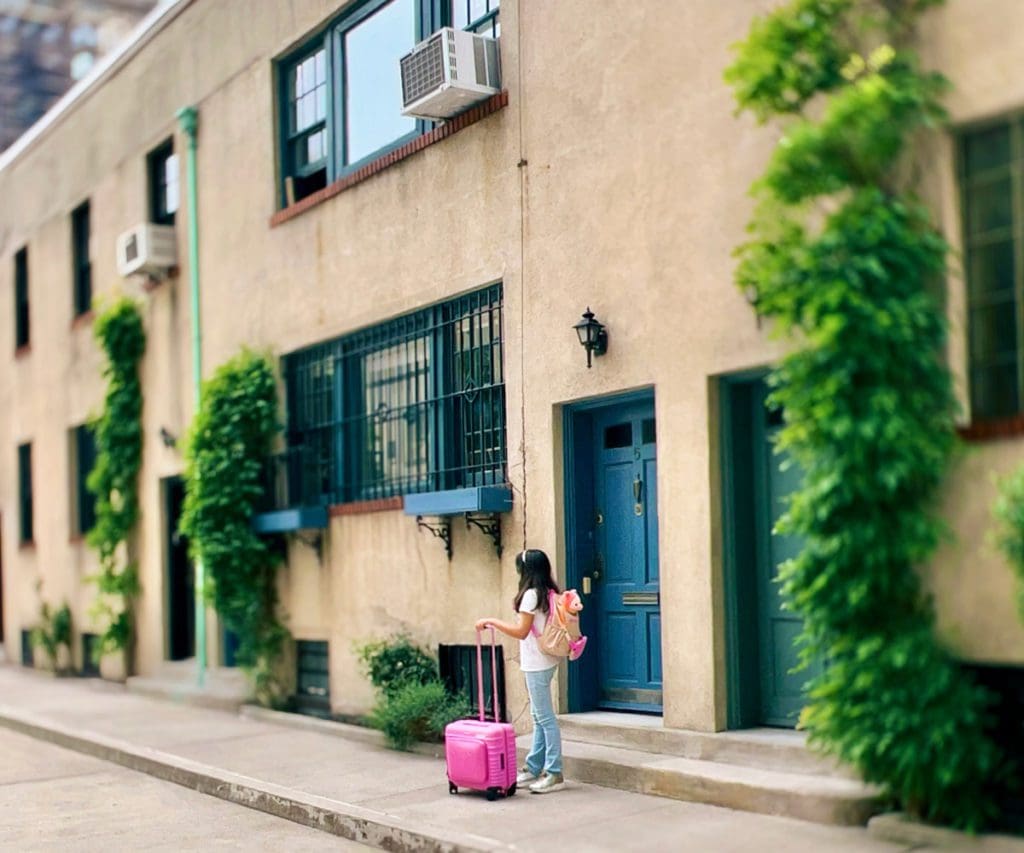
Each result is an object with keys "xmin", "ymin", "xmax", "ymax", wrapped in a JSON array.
[
  {"xmin": 18, "ymin": 442, "xmax": 32, "ymax": 543},
  {"xmin": 642, "ymin": 418, "xmax": 656, "ymax": 445},
  {"xmin": 967, "ymin": 239, "xmax": 1015, "ymax": 300},
  {"xmin": 604, "ymin": 423, "xmax": 632, "ymax": 449},
  {"xmin": 965, "ymin": 124, "xmax": 1012, "ymax": 175},
  {"xmin": 972, "ymin": 363, "xmax": 1020, "ymax": 419},
  {"xmin": 14, "ymin": 247, "xmax": 29, "ymax": 348},
  {"xmin": 345, "ymin": 0, "xmax": 416, "ymax": 164},
  {"xmin": 970, "ymin": 301, "xmax": 1018, "ymax": 362},
  {"xmin": 966, "ymin": 177, "xmax": 1014, "ymax": 236}
]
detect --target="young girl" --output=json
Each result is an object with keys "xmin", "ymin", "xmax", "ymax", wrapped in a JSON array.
[{"xmin": 475, "ymin": 548, "xmax": 564, "ymax": 794}]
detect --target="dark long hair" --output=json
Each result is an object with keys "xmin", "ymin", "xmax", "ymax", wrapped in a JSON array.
[{"xmin": 513, "ymin": 549, "xmax": 559, "ymax": 614}]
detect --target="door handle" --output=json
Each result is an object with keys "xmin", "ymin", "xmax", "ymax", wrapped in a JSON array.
[
  {"xmin": 633, "ymin": 475, "xmax": 643, "ymax": 502},
  {"xmin": 582, "ymin": 576, "xmax": 592, "ymax": 595}
]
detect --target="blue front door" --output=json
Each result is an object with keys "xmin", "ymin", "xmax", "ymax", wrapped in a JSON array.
[{"xmin": 591, "ymin": 402, "xmax": 662, "ymax": 710}]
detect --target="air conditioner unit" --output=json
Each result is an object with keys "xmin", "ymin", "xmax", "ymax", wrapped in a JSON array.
[
  {"xmin": 116, "ymin": 223, "xmax": 177, "ymax": 278},
  {"xmin": 400, "ymin": 27, "xmax": 500, "ymax": 120}
]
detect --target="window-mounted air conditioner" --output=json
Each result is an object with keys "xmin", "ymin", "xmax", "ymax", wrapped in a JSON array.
[
  {"xmin": 116, "ymin": 223, "xmax": 177, "ymax": 278},
  {"xmin": 400, "ymin": 27, "xmax": 501, "ymax": 120}
]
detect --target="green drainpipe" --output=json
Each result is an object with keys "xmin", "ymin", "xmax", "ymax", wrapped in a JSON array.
[{"xmin": 177, "ymin": 105, "xmax": 206, "ymax": 689}]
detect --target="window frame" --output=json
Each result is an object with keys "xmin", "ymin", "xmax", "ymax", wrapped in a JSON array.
[
  {"xmin": 71, "ymin": 200, "xmax": 91, "ymax": 318},
  {"xmin": 281, "ymin": 283, "xmax": 506, "ymax": 505},
  {"xmin": 14, "ymin": 246, "xmax": 28, "ymax": 349},
  {"xmin": 147, "ymin": 138, "xmax": 178, "ymax": 226},
  {"xmin": 958, "ymin": 113, "xmax": 1024, "ymax": 420},
  {"xmin": 18, "ymin": 442, "xmax": 32, "ymax": 544},
  {"xmin": 275, "ymin": 0, "xmax": 499, "ymax": 207}
]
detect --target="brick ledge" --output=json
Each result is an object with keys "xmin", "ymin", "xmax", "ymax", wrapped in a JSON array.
[
  {"xmin": 957, "ymin": 414, "xmax": 1024, "ymax": 442},
  {"xmin": 329, "ymin": 496, "xmax": 404, "ymax": 516},
  {"xmin": 270, "ymin": 90, "xmax": 509, "ymax": 227}
]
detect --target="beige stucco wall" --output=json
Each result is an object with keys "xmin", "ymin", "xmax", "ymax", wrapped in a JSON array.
[{"xmin": 1, "ymin": 0, "xmax": 1022, "ymax": 734}]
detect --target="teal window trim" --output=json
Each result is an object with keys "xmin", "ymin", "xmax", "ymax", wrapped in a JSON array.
[
  {"xmin": 275, "ymin": 0, "xmax": 500, "ymax": 208},
  {"xmin": 71, "ymin": 200, "xmax": 91, "ymax": 317},
  {"xmin": 958, "ymin": 114, "xmax": 1024, "ymax": 419},
  {"xmin": 14, "ymin": 246, "xmax": 28, "ymax": 349},
  {"xmin": 18, "ymin": 442, "xmax": 32, "ymax": 544}
]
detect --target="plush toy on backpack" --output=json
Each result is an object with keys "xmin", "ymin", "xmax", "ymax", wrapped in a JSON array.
[{"xmin": 532, "ymin": 589, "xmax": 588, "ymax": 661}]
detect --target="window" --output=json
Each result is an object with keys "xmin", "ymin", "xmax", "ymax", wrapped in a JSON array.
[
  {"xmin": 18, "ymin": 442, "xmax": 32, "ymax": 544},
  {"xmin": 148, "ymin": 139, "xmax": 179, "ymax": 226},
  {"xmin": 71, "ymin": 200, "xmax": 91, "ymax": 317},
  {"xmin": 70, "ymin": 424, "xmax": 97, "ymax": 536},
  {"xmin": 14, "ymin": 247, "xmax": 28, "ymax": 349},
  {"xmin": 281, "ymin": 283, "xmax": 506, "ymax": 504},
  {"xmin": 960, "ymin": 118, "xmax": 1023, "ymax": 419},
  {"xmin": 277, "ymin": 0, "xmax": 501, "ymax": 205},
  {"xmin": 452, "ymin": 0, "xmax": 500, "ymax": 37}
]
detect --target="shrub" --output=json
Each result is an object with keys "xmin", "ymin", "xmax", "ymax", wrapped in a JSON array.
[
  {"xmin": 357, "ymin": 635, "xmax": 438, "ymax": 696},
  {"xmin": 357, "ymin": 635, "xmax": 468, "ymax": 750},
  {"xmin": 371, "ymin": 679, "xmax": 469, "ymax": 751},
  {"xmin": 31, "ymin": 602, "xmax": 72, "ymax": 672}
]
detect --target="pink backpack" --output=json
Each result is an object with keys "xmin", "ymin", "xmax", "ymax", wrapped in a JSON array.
[{"xmin": 531, "ymin": 589, "xmax": 588, "ymax": 661}]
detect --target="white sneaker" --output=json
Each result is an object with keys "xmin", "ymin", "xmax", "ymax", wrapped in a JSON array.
[
  {"xmin": 529, "ymin": 772, "xmax": 565, "ymax": 794},
  {"xmin": 516, "ymin": 767, "xmax": 539, "ymax": 785}
]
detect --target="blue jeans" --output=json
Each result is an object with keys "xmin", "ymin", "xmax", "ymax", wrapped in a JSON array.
[{"xmin": 523, "ymin": 666, "xmax": 562, "ymax": 775}]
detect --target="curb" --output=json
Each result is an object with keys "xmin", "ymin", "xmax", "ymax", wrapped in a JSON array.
[
  {"xmin": 867, "ymin": 813, "xmax": 1024, "ymax": 851},
  {"xmin": 0, "ymin": 704, "xmax": 509, "ymax": 853}
]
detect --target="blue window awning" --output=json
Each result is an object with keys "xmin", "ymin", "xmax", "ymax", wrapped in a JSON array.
[
  {"xmin": 403, "ymin": 485, "xmax": 512, "ymax": 517},
  {"xmin": 252, "ymin": 505, "xmax": 328, "ymax": 534}
]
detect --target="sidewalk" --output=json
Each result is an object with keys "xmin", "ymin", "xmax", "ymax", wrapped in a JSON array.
[{"xmin": 0, "ymin": 665, "xmax": 1010, "ymax": 852}]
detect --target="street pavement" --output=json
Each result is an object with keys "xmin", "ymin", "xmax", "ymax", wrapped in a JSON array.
[
  {"xmin": 0, "ymin": 665, "xmax": 1014, "ymax": 852},
  {"xmin": 0, "ymin": 727, "xmax": 372, "ymax": 851}
]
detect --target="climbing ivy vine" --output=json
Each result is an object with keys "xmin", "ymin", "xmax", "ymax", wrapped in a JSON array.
[
  {"xmin": 179, "ymin": 349, "xmax": 288, "ymax": 704},
  {"xmin": 86, "ymin": 297, "xmax": 145, "ymax": 662},
  {"xmin": 727, "ymin": 0, "xmax": 1004, "ymax": 828}
]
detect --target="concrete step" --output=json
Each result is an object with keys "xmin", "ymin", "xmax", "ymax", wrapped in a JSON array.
[
  {"xmin": 520, "ymin": 736, "xmax": 880, "ymax": 827},
  {"xmin": 127, "ymin": 660, "xmax": 251, "ymax": 712},
  {"xmin": 557, "ymin": 711, "xmax": 853, "ymax": 778}
]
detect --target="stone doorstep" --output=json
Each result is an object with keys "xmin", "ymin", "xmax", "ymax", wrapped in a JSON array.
[
  {"xmin": 518, "ymin": 737, "xmax": 881, "ymax": 828},
  {"xmin": 868, "ymin": 813, "xmax": 1024, "ymax": 851},
  {"xmin": 557, "ymin": 712, "xmax": 856, "ymax": 778}
]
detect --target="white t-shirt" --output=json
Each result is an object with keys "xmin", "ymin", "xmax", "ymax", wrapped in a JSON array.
[{"xmin": 518, "ymin": 588, "xmax": 559, "ymax": 672}]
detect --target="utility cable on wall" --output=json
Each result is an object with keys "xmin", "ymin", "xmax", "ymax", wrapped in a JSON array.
[{"xmin": 517, "ymin": 0, "xmax": 528, "ymax": 551}]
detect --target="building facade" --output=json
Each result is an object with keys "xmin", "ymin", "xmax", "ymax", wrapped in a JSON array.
[{"xmin": 1, "ymin": 0, "xmax": 1022, "ymax": 733}]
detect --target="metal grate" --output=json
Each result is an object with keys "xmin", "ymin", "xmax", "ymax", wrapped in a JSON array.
[
  {"xmin": 275, "ymin": 284, "xmax": 506, "ymax": 508},
  {"xmin": 295, "ymin": 640, "xmax": 330, "ymax": 718},
  {"xmin": 401, "ymin": 31, "xmax": 446, "ymax": 106},
  {"xmin": 438, "ymin": 642, "xmax": 506, "ymax": 722},
  {"xmin": 81, "ymin": 633, "xmax": 100, "ymax": 676}
]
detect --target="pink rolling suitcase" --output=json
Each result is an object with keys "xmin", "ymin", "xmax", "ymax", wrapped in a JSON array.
[{"xmin": 445, "ymin": 627, "xmax": 517, "ymax": 800}]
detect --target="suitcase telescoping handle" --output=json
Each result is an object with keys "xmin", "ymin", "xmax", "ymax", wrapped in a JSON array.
[{"xmin": 475, "ymin": 626, "xmax": 500, "ymax": 723}]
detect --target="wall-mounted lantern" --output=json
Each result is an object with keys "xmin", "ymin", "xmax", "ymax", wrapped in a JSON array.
[{"xmin": 573, "ymin": 307, "xmax": 608, "ymax": 369}]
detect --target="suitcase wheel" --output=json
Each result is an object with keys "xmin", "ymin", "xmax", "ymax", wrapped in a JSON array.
[
  {"xmin": 507, "ymin": 783, "xmax": 517, "ymax": 797},
  {"xmin": 448, "ymin": 782, "xmax": 458, "ymax": 795},
  {"xmin": 486, "ymin": 788, "xmax": 498, "ymax": 802}
]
